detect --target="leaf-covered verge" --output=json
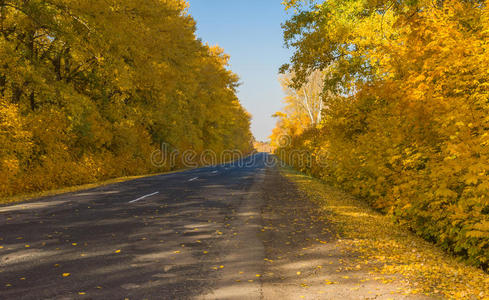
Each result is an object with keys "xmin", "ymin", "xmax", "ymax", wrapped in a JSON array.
[
  {"xmin": 0, "ymin": 0, "xmax": 253, "ymax": 198},
  {"xmin": 281, "ymin": 166, "xmax": 489, "ymax": 299}
]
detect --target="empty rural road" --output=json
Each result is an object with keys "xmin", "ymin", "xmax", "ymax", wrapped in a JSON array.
[
  {"xmin": 0, "ymin": 153, "xmax": 425, "ymax": 300},
  {"xmin": 0, "ymin": 153, "xmax": 279, "ymax": 299}
]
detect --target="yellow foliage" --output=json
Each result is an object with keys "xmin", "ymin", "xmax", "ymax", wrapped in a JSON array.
[
  {"xmin": 275, "ymin": 0, "xmax": 489, "ymax": 268},
  {"xmin": 0, "ymin": 0, "xmax": 253, "ymax": 198}
]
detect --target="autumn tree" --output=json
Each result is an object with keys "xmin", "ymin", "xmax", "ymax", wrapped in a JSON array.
[
  {"xmin": 281, "ymin": 70, "xmax": 324, "ymax": 125},
  {"xmin": 274, "ymin": 0, "xmax": 489, "ymax": 268},
  {"xmin": 0, "ymin": 0, "xmax": 252, "ymax": 197}
]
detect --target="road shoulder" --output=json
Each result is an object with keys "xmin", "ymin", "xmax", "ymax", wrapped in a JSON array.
[
  {"xmin": 260, "ymin": 166, "xmax": 428, "ymax": 299},
  {"xmin": 269, "ymin": 166, "xmax": 489, "ymax": 299}
]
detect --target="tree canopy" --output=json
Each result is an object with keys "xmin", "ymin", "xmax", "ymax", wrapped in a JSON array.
[
  {"xmin": 0, "ymin": 0, "xmax": 253, "ymax": 196},
  {"xmin": 273, "ymin": 0, "xmax": 489, "ymax": 268}
]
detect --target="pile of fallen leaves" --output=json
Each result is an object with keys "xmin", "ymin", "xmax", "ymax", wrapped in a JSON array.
[{"xmin": 283, "ymin": 167, "xmax": 489, "ymax": 299}]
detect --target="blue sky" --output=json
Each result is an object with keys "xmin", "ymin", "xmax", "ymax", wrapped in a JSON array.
[{"xmin": 187, "ymin": 0, "xmax": 293, "ymax": 141}]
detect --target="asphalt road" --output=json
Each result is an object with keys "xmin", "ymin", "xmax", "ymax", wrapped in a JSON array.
[
  {"xmin": 0, "ymin": 153, "xmax": 274, "ymax": 299},
  {"xmin": 0, "ymin": 153, "xmax": 429, "ymax": 300}
]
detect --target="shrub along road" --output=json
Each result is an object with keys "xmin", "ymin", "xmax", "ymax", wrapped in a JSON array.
[{"xmin": 0, "ymin": 153, "xmax": 486, "ymax": 299}]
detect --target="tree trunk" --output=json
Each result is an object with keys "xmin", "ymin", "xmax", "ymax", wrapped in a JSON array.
[
  {"xmin": 54, "ymin": 54, "xmax": 62, "ymax": 81},
  {"xmin": 12, "ymin": 84, "xmax": 22, "ymax": 104},
  {"xmin": 0, "ymin": 0, "xmax": 5, "ymax": 35},
  {"xmin": 29, "ymin": 90, "xmax": 36, "ymax": 110},
  {"xmin": 0, "ymin": 74, "xmax": 6, "ymax": 96}
]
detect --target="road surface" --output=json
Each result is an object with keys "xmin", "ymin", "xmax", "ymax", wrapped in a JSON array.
[
  {"xmin": 0, "ymin": 153, "xmax": 274, "ymax": 299},
  {"xmin": 0, "ymin": 153, "xmax": 426, "ymax": 299}
]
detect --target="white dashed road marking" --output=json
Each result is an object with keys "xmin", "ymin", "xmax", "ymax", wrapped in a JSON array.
[{"xmin": 129, "ymin": 192, "xmax": 160, "ymax": 203}]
